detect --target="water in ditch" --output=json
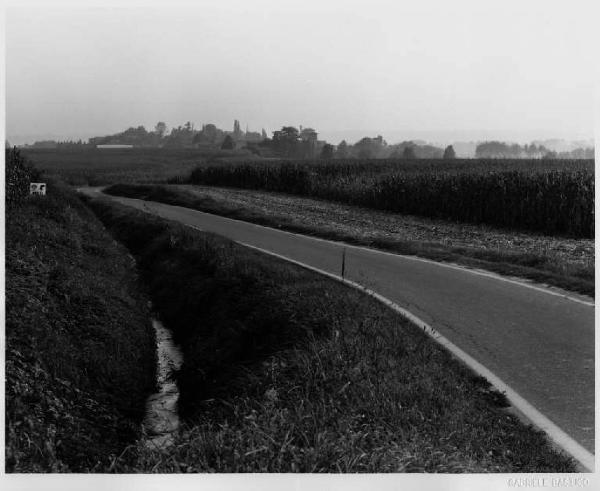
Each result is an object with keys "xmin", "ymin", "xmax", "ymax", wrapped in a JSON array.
[{"xmin": 142, "ymin": 318, "xmax": 184, "ymax": 449}]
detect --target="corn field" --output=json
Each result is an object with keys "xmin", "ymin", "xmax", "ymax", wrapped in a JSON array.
[{"xmin": 188, "ymin": 159, "xmax": 594, "ymax": 238}]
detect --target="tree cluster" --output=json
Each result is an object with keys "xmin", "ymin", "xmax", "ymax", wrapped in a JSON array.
[
  {"xmin": 475, "ymin": 141, "xmax": 549, "ymax": 159},
  {"xmin": 263, "ymin": 126, "xmax": 322, "ymax": 158},
  {"xmin": 331, "ymin": 138, "xmax": 445, "ymax": 159},
  {"xmin": 84, "ymin": 120, "xmax": 265, "ymax": 149},
  {"xmin": 475, "ymin": 141, "xmax": 594, "ymax": 159},
  {"xmin": 542, "ymin": 147, "xmax": 594, "ymax": 160}
]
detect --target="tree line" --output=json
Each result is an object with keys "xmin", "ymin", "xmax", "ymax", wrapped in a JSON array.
[
  {"xmin": 19, "ymin": 121, "xmax": 593, "ymax": 160},
  {"xmin": 475, "ymin": 141, "xmax": 594, "ymax": 159}
]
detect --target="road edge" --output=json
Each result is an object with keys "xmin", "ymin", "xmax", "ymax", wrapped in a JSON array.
[{"xmin": 232, "ymin": 239, "xmax": 596, "ymax": 472}]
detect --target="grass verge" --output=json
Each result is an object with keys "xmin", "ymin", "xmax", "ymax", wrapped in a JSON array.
[
  {"xmin": 88, "ymin": 196, "xmax": 576, "ymax": 472},
  {"xmin": 104, "ymin": 184, "xmax": 594, "ymax": 297},
  {"xmin": 5, "ymin": 181, "xmax": 156, "ymax": 472}
]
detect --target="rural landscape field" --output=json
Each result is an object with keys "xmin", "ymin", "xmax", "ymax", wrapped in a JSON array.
[
  {"xmin": 4, "ymin": 2, "xmax": 597, "ymax": 489},
  {"xmin": 6, "ymin": 141, "xmax": 594, "ymax": 474}
]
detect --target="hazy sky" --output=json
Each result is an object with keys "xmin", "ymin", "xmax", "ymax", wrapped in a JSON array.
[{"xmin": 5, "ymin": 0, "xmax": 598, "ymax": 145}]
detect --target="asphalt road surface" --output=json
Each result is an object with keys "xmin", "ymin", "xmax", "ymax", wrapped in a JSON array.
[{"xmin": 83, "ymin": 189, "xmax": 595, "ymax": 457}]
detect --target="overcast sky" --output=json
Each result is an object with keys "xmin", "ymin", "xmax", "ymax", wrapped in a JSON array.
[{"xmin": 5, "ymin": 0, "xmax": 598, "ymax": 145}]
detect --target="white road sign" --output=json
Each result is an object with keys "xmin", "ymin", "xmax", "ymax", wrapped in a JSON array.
[{"xmin": 30, "ymin": 183, "xmax": 47, "ymax": 195}]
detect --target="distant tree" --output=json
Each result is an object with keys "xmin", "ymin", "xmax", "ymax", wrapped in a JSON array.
[
  {"xmin": 567, "ymin": 147, "xmax": 594, "ymax": 159},
  {"xmin": 164, "ymin": 122, "xmax": 197, "ymax": 147},
  {"xmin": 475, "ymin": 141, "xmax": 552, "ymax": 159},
  {"xmin": 320, "ymin": 143, "xmax": 334, "ymax": 159},
  {"xmin": 300, "ymin": 128, "xmax": 317, "ymax": 141},
  {"xmin": 272, "ymin": 126, "xmax": 300, "ymax": 157},
  {"xmin": 352, "ymin": 136, "xmax": 387, "ymax": 159},
  {"xmin": 192, "ymin": 132, "xmax": 203, "ymax": 145},
  {"xmin": 419, "ymin": 144, "xmax": 443, "ymax": 159},
  {"xmin": 475, "ymin": 141, "xmax": 516, "ymax": 158},
  {"xmin": 357, "ymin": 147, "xmax": 373, "ymax": 159},
  {"xmin": 244, "ymin": 130, "xmax": 262, "ymax": 143},
  {"xmin": 403, "ymin": 145, "xmax": 416, "ymax": 159},
  {"xmin": 233, "ymin": 120, "xmax": 243, "ymax": 140},
  {"xmin": 355, "ymin": 138, "xmax": 373, "ymax": 159},
  {"xmin": 335, "ymin": 140, "xmax": 349, "ymax": 158},
  {"xmin": 221, "ymin": 135, "xmax": 235, "ymax": 150},
  {"xmin": 261, "ymin": 128, "xmax": 268, "ymax": 140},
  {"xmin": 202, "ymin": 124, "xmax": 218, "ymax": 143},
  {"xmin": 297, "ymin": 128, "xmax": 318, "ymax": 157},
  {"xmin": 154, "ymin": 121, "xmax": 167, "ymax": 137},
  {"xmin": 443, "ymin": 145, "xmax": 456, "ymax": 159},
  {"xmin": 279, "ymin": 126, "xmax": 299, "ymax": 140}
]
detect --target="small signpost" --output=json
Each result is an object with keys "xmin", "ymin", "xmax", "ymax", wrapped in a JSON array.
[{"xmin": 30, "ymin": 183, "xmax": 47, "ymax": 196}]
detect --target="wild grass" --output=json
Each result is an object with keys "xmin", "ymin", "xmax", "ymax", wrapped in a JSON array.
[
  {"xmin": 5, "ymin": 180, "xmax": 156, "ymax": 472},
  {"xmin": 89, "ymin": 198, "xmax": 576, "ymax": 472},
  {"xmin": 104, "ymin": 184, "xmax": 594, "ymax": 296},
  {"xmin": 186, "ymin": 158, "xmax": 594, "ymax": 238}
]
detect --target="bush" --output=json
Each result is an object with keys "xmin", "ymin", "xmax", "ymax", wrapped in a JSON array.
[{"xmin": 5, "ymin": 147, "xmax": 41, "ymax": 207}]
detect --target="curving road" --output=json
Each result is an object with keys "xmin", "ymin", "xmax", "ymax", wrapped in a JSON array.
[{"xmin": 82, "ymin": 188, "xmax": 595, "ymax": 463}]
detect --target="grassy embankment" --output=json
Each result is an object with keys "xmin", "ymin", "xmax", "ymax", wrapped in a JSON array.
[
  {"xmin": 88, "ymin": 196, "xmax": 576, "ymax": 472},
  {"xmin": 5, "ymin": 150, "xmax": 156, "ymax": 471},
  {"xmin": 104, "ymin": 184, "xmax": 594, "ymax": 297}
]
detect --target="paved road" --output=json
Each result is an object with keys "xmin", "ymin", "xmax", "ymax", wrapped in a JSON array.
[{"xmin": 84, "ymin": 189, "xmax": 595, "ymax": 456}]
